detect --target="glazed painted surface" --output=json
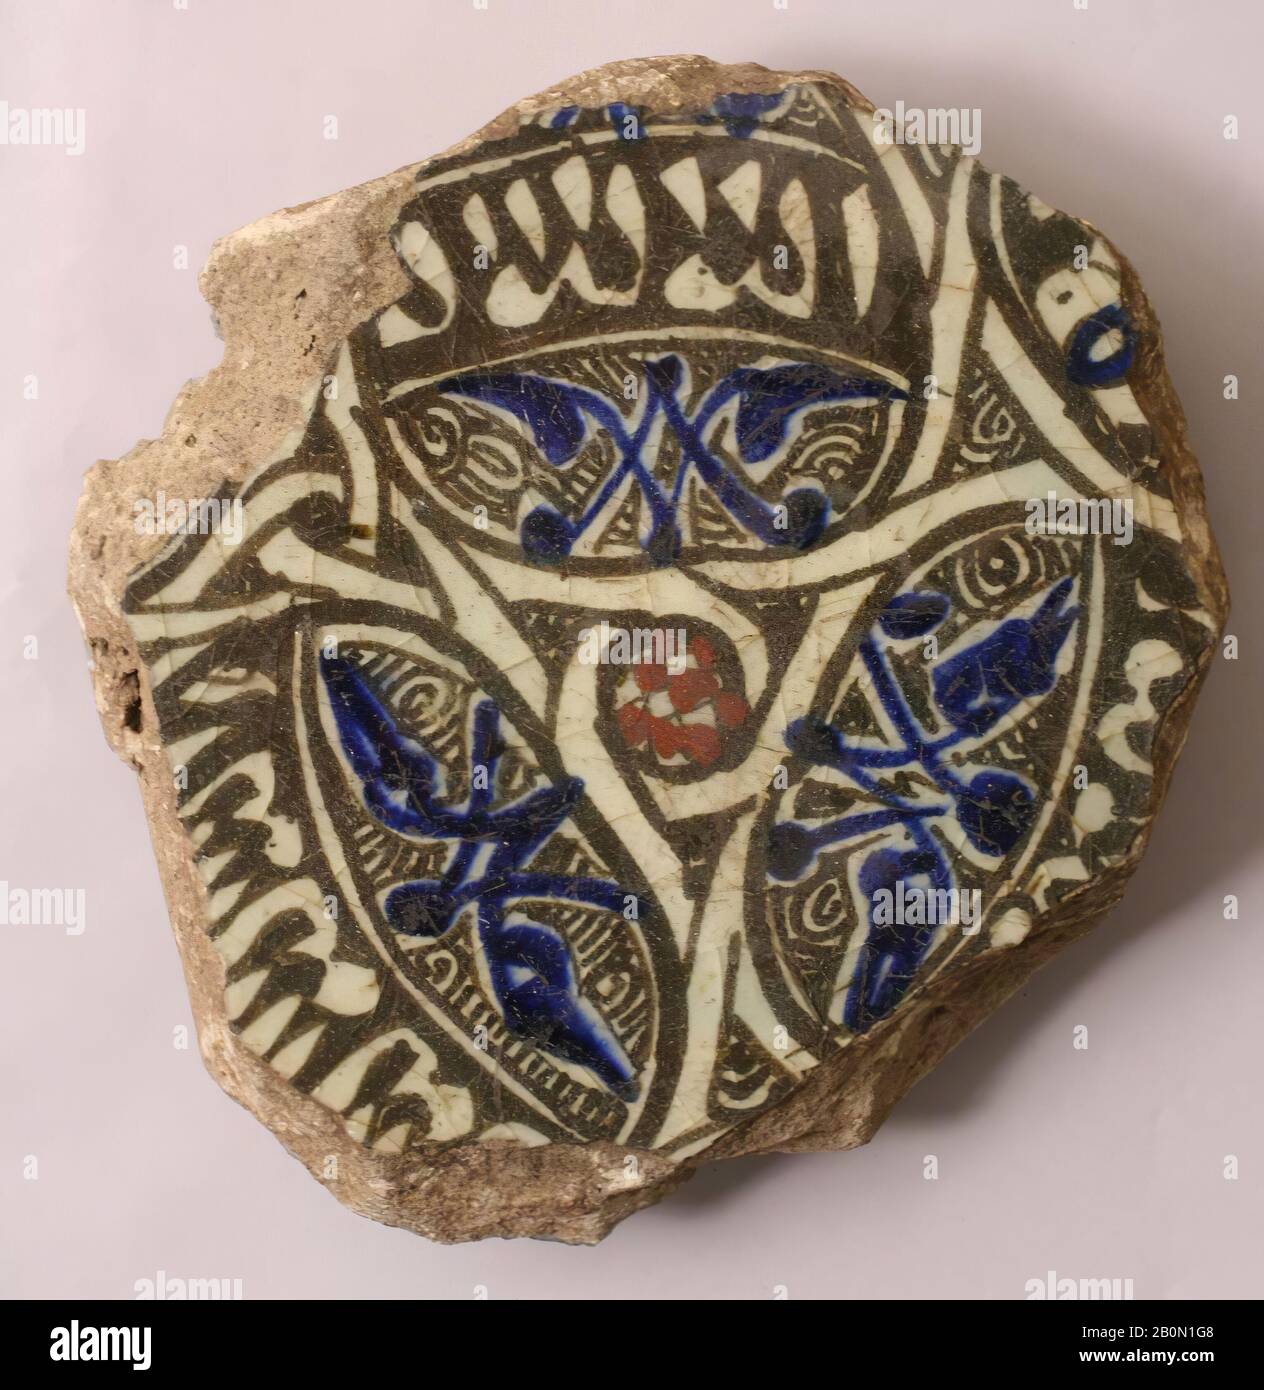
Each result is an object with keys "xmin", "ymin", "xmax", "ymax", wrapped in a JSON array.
[{"xmin": 124, "ymin": 84, "xmax": 1213, "ymax": 1160}]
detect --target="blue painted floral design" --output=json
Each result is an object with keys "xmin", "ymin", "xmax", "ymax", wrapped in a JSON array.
[
  {"xmin": 438, "ymin": 355, "xmax": 906, "ymax": 566},
  {"xmin": 769, "ymin": 578, "xmax": 1078, "ymax": 1032},
  {"xmin": 320, "ymin": 652, "xmax": 641, "ymax": 1099}
]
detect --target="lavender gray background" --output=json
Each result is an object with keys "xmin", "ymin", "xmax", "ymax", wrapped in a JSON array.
[{"xmin": 2, "ymin": 0, "xmax": 1260, "ymax": 1299}]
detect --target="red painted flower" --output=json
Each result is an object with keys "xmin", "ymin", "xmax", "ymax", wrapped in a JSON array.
[{"xmin": 616, "ymin": 635, "xmax": 749, "ymax": 768}]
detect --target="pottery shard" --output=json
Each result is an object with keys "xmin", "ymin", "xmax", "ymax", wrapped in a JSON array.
[{"xmin": 69, "ymin": 56, "xmax": 1226, "ymax": 1244}]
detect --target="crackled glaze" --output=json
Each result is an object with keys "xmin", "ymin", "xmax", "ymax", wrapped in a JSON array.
[{"xmin": 123, "ymin": 84, "xmax": 1215, "ymax": 1161}]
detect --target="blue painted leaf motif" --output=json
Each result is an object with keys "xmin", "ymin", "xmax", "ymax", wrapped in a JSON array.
[
  {"xmin": 439, "ymin": 373, "xmax": 590, "ymax": 466},
  {"xmin": 847, "ymin": 847, "xmax": 945, "ymax": 1031},
  {"xmin": 320, "ymin": 652, "xmax": 640, "ymax": 1098},
  {"xmin": 771, "ymin": 575, "xmax": 1078, "ymax": 1035},
  {"xmin": 322, "ymin": 655, "xmax": 577, "ymax": 844},
  {"xmin": 879, "ymin": 591, "xmax": 951, "ymax": 640},
  {"xmin": 725, "ymin": 364, "xmax": 908, "ymax": 465},
  {"xmin": 484, "ymin": 920, "xmax": 638, "ymax": 1099},
  {"xmin": 956, "ymin": 769, "xmax": 1035, "ymax": 857},
  {"xmin": 932, "ymin": 578, "xmax": 1078, "ymax": 738},
  {"xmin": 320, "ymin": 651, "xmax": 444, "ymax": 836},
  {"xmin": 431, "ymin": 355, "xmax": 907, "ymax": 564}
]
